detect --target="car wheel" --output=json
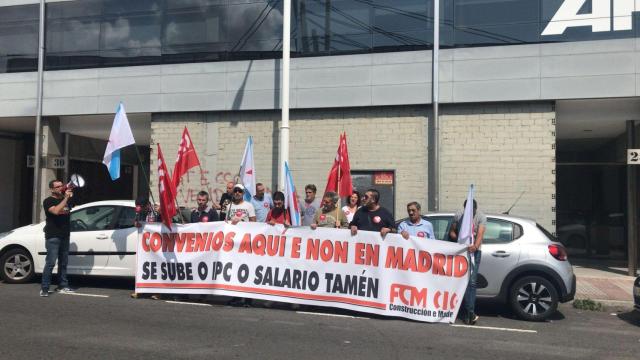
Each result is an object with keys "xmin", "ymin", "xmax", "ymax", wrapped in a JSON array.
[
  {"xmin": 0, "ymin": 248, "xmax": 35, "ymax": 284},
  {"xmin": 509, "ymin": 275, "xmax": 558, "ymax": 321}
]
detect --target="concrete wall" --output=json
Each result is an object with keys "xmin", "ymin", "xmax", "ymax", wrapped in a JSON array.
[
  {"xmin": 150, "ymin": 107, "xmax": 429, "ymax": 218},
  {"xmin": 1, "ymin": 39, "xmax": 638, "ymax": 118},
  {"xmin": 149, "ymin": 102, "xmax": 556, "ymax": 232},
  {"xmin": 439, "ymin": 103, "xmax": 556, "ymax": 232}
]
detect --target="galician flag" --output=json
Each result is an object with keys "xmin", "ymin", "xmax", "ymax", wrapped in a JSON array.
[
  {"xmin": 239, "ymin": 136, "xmax": 256, "ymax": 201},
  {"xmin": 458, "ymin": 184, "xmax": 475, "ymax": 245},
  {"xmin": 103, "ymin": 103, "xmax": 135, "ymax": 180},
  {"xmin": 284, "ymin": 161, "xmax": 301, "ymax": 227}
]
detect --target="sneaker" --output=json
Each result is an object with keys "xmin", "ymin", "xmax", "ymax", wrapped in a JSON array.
[
  {"xmin": 471, "ymin": 314, "xmax": 479, "ymax": 325},
  {"xmin": 39, "ymin": 289, "xmax": 49, "ymax": 297},
  {"xmin": 56, "ymin": 287, "xmax": 76, "ymax": 294}
]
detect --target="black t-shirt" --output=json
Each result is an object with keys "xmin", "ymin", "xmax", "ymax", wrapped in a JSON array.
[
  {"xmin": 43, "ymin": 196, "xmax": 71, "ymax": 239},
  {"xmin": 190, "ymin": 207, "xmax": 219, "ymax": 223},
  {"xmin": 350, "ymin": 206, "xmax": 395, "ymax": 232}
]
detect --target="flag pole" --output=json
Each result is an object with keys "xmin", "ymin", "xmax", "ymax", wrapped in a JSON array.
[
  {"xmin": 335, "ymin": 153, "xmax": 341, "ymax": 228},
  {"xmin": 133, "ymin": 145, "xmax": 158, "ymax": 209}
]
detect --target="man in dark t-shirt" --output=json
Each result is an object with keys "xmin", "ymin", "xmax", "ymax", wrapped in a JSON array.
[
  {"xmin": 191, "ymin": 191, "xmax": 219, "ymax": 223},
  {"xmin": 40, "ymin": 179, "xmax": 75, "ymax": 297},
  {"xmin": 350, "ymin": 188, "xmax": 395, "ymax": 238}
]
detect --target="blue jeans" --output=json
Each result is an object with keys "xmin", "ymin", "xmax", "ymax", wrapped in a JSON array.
[
  {"xmin": 41, "ymin": 236, "xmax": 70, "ymax": 291},
  {"xmin": 463, "ymin": 250, "xmax": 482, "ymax": 316}
]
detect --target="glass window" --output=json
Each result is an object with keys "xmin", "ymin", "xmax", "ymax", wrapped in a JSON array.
[
  {"xmin": 71, "ymin": 206, "xmax": 116, "ymax": 232},
  {"xmin": 116, "ymin": 206, "xmax": 136, "ymax": 229},
  {"xmin": 0, "ymin": 4, "xmax": 38, "ymax": 73},
  {"xmin": 425, "ymin": 216, "xmax": 453, "ymax": 241},
  {"xmin": 483, "ymin": 219, "xmax": 514, "ymax": 244},
  {"xmin": 454, "ymin": 0, "xmax": 540, "ymax": 27},
  {"xmin": 46, "ymin": 1, "xmax": 102, "ymax": 69}
]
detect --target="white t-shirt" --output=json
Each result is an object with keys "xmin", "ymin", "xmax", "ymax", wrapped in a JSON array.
[
  {"xmin": 225, "ymin": 201, "xmax": 256, "ymax": 222},
  {"xmin": 341, "ymin": 205, "xmax": 359, "ymax": 223}
]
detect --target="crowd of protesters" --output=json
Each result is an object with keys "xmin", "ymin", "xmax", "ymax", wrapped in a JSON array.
[{"xmin": 43, "ymin": 179, "xmax": 484, "ymax": 325}]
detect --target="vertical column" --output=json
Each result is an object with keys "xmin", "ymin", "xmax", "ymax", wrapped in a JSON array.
[
  {"xmin": 38, "ymin": 117, "xmax": 64, "ymax": 221},
  {"xmin": 627, "ymin": 120, "xmax": 638, "ymax": 276}
]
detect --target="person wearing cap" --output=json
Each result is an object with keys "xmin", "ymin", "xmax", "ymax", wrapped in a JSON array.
[{"xmin": 224, "ymin": 184, "xmax": 256, "ymax": 224}]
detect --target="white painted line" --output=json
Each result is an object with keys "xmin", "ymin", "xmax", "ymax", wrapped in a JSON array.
[
  {"xmin": 450, "ymin": 324, "xmax": 537, "ymax": 333},
  {"xmin": 59, "ymin": 292, "xmax": 109, "ymax": 298},
  {"xmin": 165, "ymin": 300, "xmax": 212, "ymax": 307},
  {"xmin": 296, "ymin": 311, "xmax": 369, "ymax": 319}
]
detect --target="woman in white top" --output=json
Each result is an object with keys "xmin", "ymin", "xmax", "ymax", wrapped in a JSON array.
[{"xmin": 341, "ymin": 190, "xmax": 361, "ymax": 223}]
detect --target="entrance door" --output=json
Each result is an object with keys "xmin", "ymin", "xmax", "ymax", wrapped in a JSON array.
[
  {"xmin": 69, "ymin": 159, "xmax": 134, "ymax": 205},
  {"xmin": 556, "ymin": 164, "xmax": 626, "ymax": 259}
]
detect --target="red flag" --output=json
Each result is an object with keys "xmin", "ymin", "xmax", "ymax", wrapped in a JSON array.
[
  {"xmin": 173, "ymin": 127, "xmax": 201, "ymax": 191},
  {"xmin": 324, "ymin": 132, "xmax": 353, "ymax": 197},
  {"xmin": 157, "ymin": 144, "xmax": 177, "ymax": 230}
]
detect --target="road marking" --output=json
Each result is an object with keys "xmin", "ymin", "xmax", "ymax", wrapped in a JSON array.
[
  {"xmin": 59, "ymin": 292, "xmax": 109, "ymax": 298},
  {"xmin": 165, "ymin": 300, "xmax": 212, "ymax": 307},
  {"xmin": 450, "ymin": 324, "xmax": 537, "ymax": 333},
  {"xmin": 296, "ymin": 311, "xmax": 369, "ymax": 319}
]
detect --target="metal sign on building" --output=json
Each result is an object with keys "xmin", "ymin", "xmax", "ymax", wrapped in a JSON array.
[{"xmin": 627, "ymin": 149, "xmax": 640, "ymax": 164}]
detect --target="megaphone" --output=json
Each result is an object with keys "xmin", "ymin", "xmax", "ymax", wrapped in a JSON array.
[{"xmin": 61, "ymin": 174, "xmax": 86, "ymax": 192}]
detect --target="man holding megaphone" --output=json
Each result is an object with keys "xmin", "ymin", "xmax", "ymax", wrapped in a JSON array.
[{"xmin": 40, "ymin": 178, "xmax": 76, "ymax": 297}]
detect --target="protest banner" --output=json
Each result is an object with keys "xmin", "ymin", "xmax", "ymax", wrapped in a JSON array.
[{"xmin": 135, "ymin": 222, "xmax": 469, "ymax": 323}]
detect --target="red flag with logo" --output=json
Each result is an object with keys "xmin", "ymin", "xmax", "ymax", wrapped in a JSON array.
[
  {"xmin": 158, "ymin": 143, "xmax": 177, "ymax": 230},
  {"xmin": 173, "ymin": 127, "xmax": 201, "ymax": 191},
  {"xmin": 324, "ymin": 132, "xmax": 353, "ymax": 197}
]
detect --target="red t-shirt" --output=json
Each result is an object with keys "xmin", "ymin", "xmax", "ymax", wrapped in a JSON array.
[{"xmin": 266, "ymin": 209, "xmax": 291, "ymax": 225}]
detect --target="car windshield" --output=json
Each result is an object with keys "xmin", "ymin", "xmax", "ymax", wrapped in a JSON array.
[{"xmin": 536, "ymin": 223, "xmax": 557, "ymax": 242}]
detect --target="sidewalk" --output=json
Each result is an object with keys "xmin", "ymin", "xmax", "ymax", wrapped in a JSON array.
[{"xmin": 572, "ymin": 259, "xmax": 637, "ymax": 308}]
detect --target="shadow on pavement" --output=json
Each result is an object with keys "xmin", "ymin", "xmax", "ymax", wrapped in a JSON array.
[{"xmin": 617, "ymin": 311, "xmax": 640, "ymax": 327}]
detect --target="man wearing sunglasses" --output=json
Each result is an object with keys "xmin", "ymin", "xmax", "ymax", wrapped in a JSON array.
[
  {"xmin": 350, "ymin": 189, "xmax": 395, "ymax": 238},
  {"xmin": 40, "ymin": 179, "xmax": 75, "ymax": 297},
  {"xmin": 224, "ymin": 184, "xmax": 256, "ymax": 224}
]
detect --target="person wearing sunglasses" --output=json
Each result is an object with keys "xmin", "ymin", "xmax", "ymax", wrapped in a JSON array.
[
  {"xmin": 40, "ymin": 179, "xmax": 75, "ymax": 297},
  {"xmin": 349, "ymin": 189, "xmax": 395, "ymax": 238},
  {"xmin": 224, "ymin": 184, "xmax": 256, "ymax": 224}
]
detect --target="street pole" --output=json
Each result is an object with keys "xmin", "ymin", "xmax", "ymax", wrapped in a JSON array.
[
  {"xmin": 429, "ymin": 0, "xmax": 440, "ymax": 211},
  {"xmin": 627, "ymin": 120, "xmax": 638, "ymax": 276},
  {"xmin": 279, "ymin": 0, "xmax": 291, "ymax": 191},
  {"xmin": 32, "ymin": 0, "xmax": 45, "ymax": 223}
]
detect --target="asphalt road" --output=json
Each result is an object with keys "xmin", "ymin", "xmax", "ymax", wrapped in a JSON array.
[{"xmin": 1, "ymin": 277, "xmax": 638, "ymax": 360}]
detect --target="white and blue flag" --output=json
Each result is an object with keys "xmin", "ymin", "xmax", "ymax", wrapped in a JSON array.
[
  {"xmin": 458, "ymin": 184, "xmax": 475, "ymax": 246},
  {"xmin": 284, "ymin": 161, "xmax": 301, "ymax": 227},
  {"xmin": 239, "ymin": 136, "xmax": 256, "ymax": 201},
  {"xmin": 102, "ymin": 103, "xmax": 136, "ymax": 180}
]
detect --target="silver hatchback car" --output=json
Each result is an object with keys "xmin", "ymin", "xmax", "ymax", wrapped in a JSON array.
[{"xmin": 399, "ymin": 213, "xmax": 576, "ymax": 321}]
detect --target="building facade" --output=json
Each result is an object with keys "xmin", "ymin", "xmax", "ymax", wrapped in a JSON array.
[{"xmin": 1, "ymin": 0, "xmax": 639, "ymax": 263}]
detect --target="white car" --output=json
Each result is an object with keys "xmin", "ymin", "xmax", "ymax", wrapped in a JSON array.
[{"xmin": 0, "ymin": 200, "xmax": 138, "ymax": 283}]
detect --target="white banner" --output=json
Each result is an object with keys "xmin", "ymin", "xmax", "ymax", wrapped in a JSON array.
[{"xmin": 136, "ymin": 222, "xmax": 470, "ymax": 323}]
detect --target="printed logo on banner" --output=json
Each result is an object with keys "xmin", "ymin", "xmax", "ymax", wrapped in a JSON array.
[
  {"xmin": 373, "ymin": 216, "xmax": 381, "ymax": 224},
  {"xmin": 202, "ymin": 216, "xmax": 209, "ymax": 222},
  {"xmin": 319, "ymin": 214, "xmax": 326, "ymax": 221},
  {"xmin": 417, "ymin": 231, "xmax": 426, "ymax": 238}
]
